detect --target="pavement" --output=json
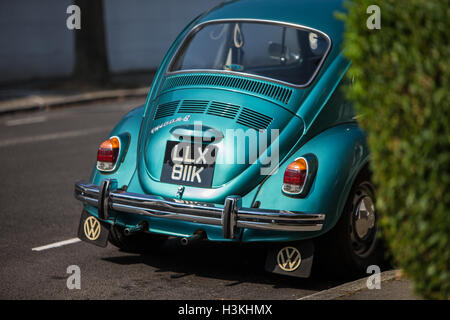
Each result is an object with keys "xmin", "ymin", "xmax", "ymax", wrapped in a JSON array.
[
  {"xmin": 300, "ymin": 270, "xmax": 421, "ymax": 300},
  {"xmin": 0, "ymin": 72, "xmax": 154, "ymax": 115},
  {"xmin": 337, "ymin": 277, "xmax": 421, "ymax": 300},
  {"xmin": 0, "ymin": 78, "xmax": 422, "ymax": 300}
]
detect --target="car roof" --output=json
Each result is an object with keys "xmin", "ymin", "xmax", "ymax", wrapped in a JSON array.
[{"xmin": 198, "ymin": 0, "xmax": 345, "ymax": 49}]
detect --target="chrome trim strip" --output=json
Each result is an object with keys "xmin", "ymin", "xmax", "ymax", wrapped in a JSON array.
[
  {"xmin": 165, "ymin": 18, "xmax": 333, "ymax": 89},
  {"xmin": 74, "ymin": 181, "xmax": 325, "ymax": 235},
  {"xmin": 237, "ymin": 221, "xmax": 323, "ymax": 232}
]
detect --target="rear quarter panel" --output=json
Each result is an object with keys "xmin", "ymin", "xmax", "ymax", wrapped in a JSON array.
[
  {"xmin": 244, "ymin": 123, "xmax": 369, "ymax": 242},
  {"xmin": 89, "ymin": 105, "xmax": 145, "ymax": 187}
]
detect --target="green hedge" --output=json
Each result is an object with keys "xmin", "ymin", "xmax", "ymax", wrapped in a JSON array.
[{"xmin": 339, "ymin": 0, "xmax": 449, "ymax": 299}]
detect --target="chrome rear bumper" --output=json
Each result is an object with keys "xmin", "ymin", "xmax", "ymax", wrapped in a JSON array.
[{"xmin": 74, "ymin": 179, "xmax": 325, "ymax": 239}]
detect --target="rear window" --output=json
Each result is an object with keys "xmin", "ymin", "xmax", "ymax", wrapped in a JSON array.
[{"xmin": 169, "ymin": 21, "xmax": 330, "ymax": 86}]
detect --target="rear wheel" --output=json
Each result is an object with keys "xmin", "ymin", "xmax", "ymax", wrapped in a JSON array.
[
  {"xmin": 108, "ymin": 225, "xmax": 168, "ymax": 253},
  {"xmin": 317, "ymin": 168, "xmax": 384, "ymax": 277}
]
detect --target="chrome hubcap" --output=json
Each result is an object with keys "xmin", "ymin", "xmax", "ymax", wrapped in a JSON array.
[
  {"xmin": 349, "ymin": 183, "xmax": 378, "ymax": 258},
  {"xmin": 354, "ymin": 196, "xmax": 375, "ymax": 240}
]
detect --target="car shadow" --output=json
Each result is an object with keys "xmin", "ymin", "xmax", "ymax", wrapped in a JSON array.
[{"xmin": 101, "ymin": 237, "xmax": 362, "ymax": 291}]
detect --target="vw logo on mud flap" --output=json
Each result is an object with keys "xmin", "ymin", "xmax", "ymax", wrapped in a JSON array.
[
  {"xmin": 84, "ymin": 216, "xmax": 101, "ymax": 241},
  {"xmin": 277, "ymin": 246, "xmax": 302, "ymax": 272}
]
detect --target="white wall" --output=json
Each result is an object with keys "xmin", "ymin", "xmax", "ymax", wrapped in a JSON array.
[
  {"xmin": 0, "ymin": 0, "xmax": 223, "ymax": 83},
  {"xmin": 0, "ymin": 0, "xmax": 74, "ymax": 83},
  {"xmin": 104, "ymin": 0, "xmax": 223, "ymax": 73}
]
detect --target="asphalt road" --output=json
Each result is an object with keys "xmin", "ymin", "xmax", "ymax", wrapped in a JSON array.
[{"xmin": 0, "ymin": 98, "xmax": 350, "ymax": 300}]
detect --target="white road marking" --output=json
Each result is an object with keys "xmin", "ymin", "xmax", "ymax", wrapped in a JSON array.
[
  {"xmin": 0, "ymin": 126, "xmax": 110, "ymax": 148},
  {"xmin": 32, "ymin": 238, "xmax": 81, "ymax": 251},
  {"xmin": 5, "ymin": 116, "xmax": 47, "ymax": 126}
]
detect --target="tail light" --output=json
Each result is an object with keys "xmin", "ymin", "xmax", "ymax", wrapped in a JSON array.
[
  {"xmin": 282, "ymin": 157, "xmax": 308, "ymax": 195},
  {"xmin": 97, "ymin": 136, "xmax": 120, "ymax": 172}
]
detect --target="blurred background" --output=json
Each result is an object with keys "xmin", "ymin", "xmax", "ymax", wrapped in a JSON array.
[
  {"xmin": 0, "ymin": 0, "xmax": 222, "ymax": 83},
  {"xmin": 0, "ymin": 0, "xmax": 223, "ymax": 112}
]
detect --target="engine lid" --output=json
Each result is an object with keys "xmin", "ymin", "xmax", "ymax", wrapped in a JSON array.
[{"xmin": 137, "ymin": 86, "xmax": 305, "ymax": 201}]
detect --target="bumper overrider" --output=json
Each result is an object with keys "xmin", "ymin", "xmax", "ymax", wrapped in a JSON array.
[{"xmin": 74, "ymin": 179, "xmax": 325, "ymax": 239}]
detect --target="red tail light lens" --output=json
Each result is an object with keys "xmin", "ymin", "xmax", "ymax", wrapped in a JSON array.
[
  {"xmin": 97, "ymin": 137, "xmax": 120, "ymax": 172},
  {"xmin": 282, "ymin": 158, "xmax": 308, "ymax": 195}
]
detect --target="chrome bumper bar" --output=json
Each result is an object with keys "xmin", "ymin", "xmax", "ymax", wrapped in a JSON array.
[{"xmin": 74, "ymin": 179, "xmax": 325, "ymax": 239}]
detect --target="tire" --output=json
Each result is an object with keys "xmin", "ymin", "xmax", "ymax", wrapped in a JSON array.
[
  {"xmin": 317, "ymin": 167, "xmax": 384, "ymax": 277},
  {"xmin": 108, "ymin": 225, "xmax": 168, "ymax": 253}
]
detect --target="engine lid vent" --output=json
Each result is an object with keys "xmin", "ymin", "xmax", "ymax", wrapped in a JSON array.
[
  {"xmin": 206, "ymin": 101, "xmax": 240, "ymax": 120},
  {"xmin": 178, "ymin": 100, "xmax": 209, "ymax": 113},
  {"xmin": 154, "ymin": 99, "xmax": 273, "ymax": 131},
  {"xmin": 153, "ymin": 100, "xmax": 179, "ymax": 120},
  {"xmin": 162, "ymin": 73, "xmax": 293, "ymax": 105},
  {"xmin": 236, "ymin": 107, "xmax": 273, "ymax": 131}
]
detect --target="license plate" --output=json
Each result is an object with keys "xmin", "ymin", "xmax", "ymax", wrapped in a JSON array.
[
  {"xmin": 160, "ymin": 141, "xmax": 217, "ymax": 188},
  {"xmin": 77, "ymin": 210, "xmax": 110, "ymax": 247}
]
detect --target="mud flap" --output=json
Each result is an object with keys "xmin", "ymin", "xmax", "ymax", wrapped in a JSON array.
[
  {"xmin": 265, "ymin": 240, "xmax": 314, "ymax": 278},
  {"xmin": 77, "ymin": 210, "xmax": 110, "ymax": 247}
]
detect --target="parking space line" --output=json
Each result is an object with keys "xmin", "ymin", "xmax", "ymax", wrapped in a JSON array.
[
  {"xmin": 32, "ymin": 238, "xmax": 81, "ymax": 251},
  {"xmin": 5, "ymin": 116, "xmax": 47, "ymax": 126},
  {"xmin": 0, "ymin": 126, "xmax": 110, "ymax": 147}
]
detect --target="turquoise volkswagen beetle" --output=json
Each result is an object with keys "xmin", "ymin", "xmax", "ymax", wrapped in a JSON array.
[{"xmin": 75, "ymin": 0, "xmax": 383, "ymax": 278}]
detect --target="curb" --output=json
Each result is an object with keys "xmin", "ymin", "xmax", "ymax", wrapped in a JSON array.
[
  {"xmin": 0, "ymin": 87, "xmax": 149, "ymax": 115},
  {"xmin": 298, "ymin": 269, "xmax": 400, "ymax": 300}
]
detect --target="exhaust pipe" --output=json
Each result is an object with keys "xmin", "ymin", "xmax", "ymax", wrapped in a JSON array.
[
  {"xmin": 180, "ymin": 231, "xmax": 205, "ymax": 246},
  {"xmin": 123, "ymin": 222, "xmax": 147, "ymax": 236}
]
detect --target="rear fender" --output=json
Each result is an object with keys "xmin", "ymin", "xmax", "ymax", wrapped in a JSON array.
[
  {"xmin": 246, "ymin": 123, "xmax": 369, "ymax": 241},
  {"xmin": 89, "ymin": 105, "xmax": 145, "ymax": 187}
]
